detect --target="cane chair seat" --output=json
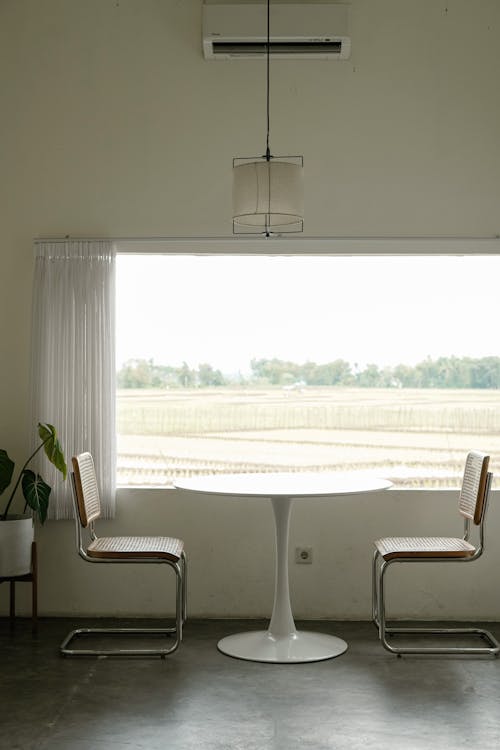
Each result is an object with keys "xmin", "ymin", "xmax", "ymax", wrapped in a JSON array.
[
  {"xmin": 87, "ymin": 535, "xmax": 184, "ymax": 561},
  {"xmin": 375, "ymin": 536, "xmax": 476, "ymax": 561}
]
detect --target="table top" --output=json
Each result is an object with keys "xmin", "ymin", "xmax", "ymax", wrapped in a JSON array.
[{"xmin": 173, "ymin": 471, "xmax": 392, "ymax": 498}]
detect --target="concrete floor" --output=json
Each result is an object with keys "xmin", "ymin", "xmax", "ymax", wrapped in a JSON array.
[{"xmin": 2, "ymin": 618, "xmax": 500, "ymax": 750}]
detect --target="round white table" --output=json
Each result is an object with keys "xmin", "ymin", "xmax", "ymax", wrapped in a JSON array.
[{"xmin": 174, "ymin": 471, "xmax": 392, "ymax": 663}]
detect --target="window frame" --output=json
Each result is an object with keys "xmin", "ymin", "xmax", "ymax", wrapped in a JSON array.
[{"xmin": 115, "ymin": 235, "xmax": 500, "ymax": 491}]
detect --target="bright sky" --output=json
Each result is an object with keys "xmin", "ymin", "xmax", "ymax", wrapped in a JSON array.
[{"xmin": 116, "ymin": 255, "xmax": 500, "ymax": 374}]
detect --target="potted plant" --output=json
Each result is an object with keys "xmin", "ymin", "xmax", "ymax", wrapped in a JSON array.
[{"xmin": 0, "ymin": 423, "xmax": 67, "ymax": 577}]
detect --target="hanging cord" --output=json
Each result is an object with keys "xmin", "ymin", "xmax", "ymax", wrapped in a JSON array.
[
  {"xmin": 265, "ymin": 0, "xmax": 271, "ymax": 161},
  {"xmin": 264, "ymin": 0, "xmax": 271, "ymax": 236}
]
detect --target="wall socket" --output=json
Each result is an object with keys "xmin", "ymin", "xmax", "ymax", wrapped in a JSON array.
[{"xmin": 295, "ymin": 546, "xmax": 313, "ymax": 564}]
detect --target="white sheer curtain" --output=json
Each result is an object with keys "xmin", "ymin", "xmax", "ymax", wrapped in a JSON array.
[{"xmin": 30, "ymin": 240, "xmax": 116, "ymax": 519}]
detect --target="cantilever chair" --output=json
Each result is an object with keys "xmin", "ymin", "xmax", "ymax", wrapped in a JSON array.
[
  {"xmin": 60, "ymin": 452, "xmax": 187, "ymax": 657},
  {"xmin": 373, "ymin": 450, "xmax": 499, "ymax": 656}
]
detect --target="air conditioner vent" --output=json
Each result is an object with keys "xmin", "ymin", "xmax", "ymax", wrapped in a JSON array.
[{"xmin": 211, "ymin": 40, "xmax": 344, "ymax": 58}]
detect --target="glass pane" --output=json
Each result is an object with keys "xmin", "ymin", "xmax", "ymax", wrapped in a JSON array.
[{"xmin": 116, "ymin": 255, "xmax": 500, "ymax": 489}]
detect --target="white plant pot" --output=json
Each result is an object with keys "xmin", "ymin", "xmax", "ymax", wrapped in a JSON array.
[{"xmin": 0, "ymin": 515, "xmax": 34, "ymax": 577}]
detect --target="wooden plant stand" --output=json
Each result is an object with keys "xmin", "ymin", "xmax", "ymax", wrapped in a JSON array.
[{"xmin": 0, "ymin": 541, "xmax": 37, "ymax": 631}]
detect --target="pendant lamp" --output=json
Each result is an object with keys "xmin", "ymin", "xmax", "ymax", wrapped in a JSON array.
[{"xmin": 232, "ymin": 0, "xmax": 304, "ymax": 236}]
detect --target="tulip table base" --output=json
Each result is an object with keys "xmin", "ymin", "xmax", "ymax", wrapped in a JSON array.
[{"xmin": 217, "ymin": 630, "xmax": 348, "ymax": 663}]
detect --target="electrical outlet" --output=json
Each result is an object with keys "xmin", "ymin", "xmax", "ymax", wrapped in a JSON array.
[{"xmin": 295, "ymin": 546, "xmax": 313, "ymax": 564}]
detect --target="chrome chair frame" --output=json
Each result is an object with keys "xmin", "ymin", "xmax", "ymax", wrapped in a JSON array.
[
  {"xmin": 61, "ymin": 471, "xmax": 187, "ymax": 658},
  {"xmin": 373, "ymin": 471, "xmax": 499, "ymax": 656}
]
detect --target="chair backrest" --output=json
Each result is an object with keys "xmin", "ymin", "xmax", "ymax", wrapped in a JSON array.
[
  {"xmin": 72, "ymin": 452, "xmax": 101, "ymax": 528},
  {"xmin": 459, "ymin": 451, "xmax": 490, "ymax": 525}
]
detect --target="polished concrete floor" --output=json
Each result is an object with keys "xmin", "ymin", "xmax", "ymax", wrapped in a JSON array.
[{"xmin": 1, "ymin": 618, "xmax": 500, "ymax": 750}]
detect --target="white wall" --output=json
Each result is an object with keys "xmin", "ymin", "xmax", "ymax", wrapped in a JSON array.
[{"xmin": 1, "ymin": 0, "xmax": 500, "ymax": 619}]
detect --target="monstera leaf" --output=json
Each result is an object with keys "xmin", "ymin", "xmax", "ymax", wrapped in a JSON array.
[
  {"xmin": 1, "ymin": 423, "xmax": 67, "ymax": 523},
  {"xmin": 38, "ymin": 423, "xmax": 67, "ymax": 480},
  {"xmin": 21, "ymin": 470, "xmax": 51, "ymax": 525},
  {"xmin": 0, "ymin": 449, "xmax": 15, "ymax": 495}
]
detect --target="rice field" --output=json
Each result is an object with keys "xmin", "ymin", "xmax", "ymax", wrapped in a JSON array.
[{"xmin": 116, "ymin": 387, "xmax": 500, "ymax": 488}]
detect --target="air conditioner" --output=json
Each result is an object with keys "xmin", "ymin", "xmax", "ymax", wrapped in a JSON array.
[{"xmin": 202, "ymin": 3, "xmax": 351, "ymax": 60}]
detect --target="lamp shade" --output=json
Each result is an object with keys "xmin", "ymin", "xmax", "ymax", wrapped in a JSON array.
[{"xmin": 232, "ymin": 157, "xmax": 303, "ymax": 233}]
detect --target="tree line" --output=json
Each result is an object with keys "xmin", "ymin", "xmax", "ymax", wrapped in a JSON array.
[
  {"xmin": 117, "ymin": 360, "xmax": 226, "ymax": 389},
  {"xmin": 117, "ymin": 356, "xmax": 500, "ymax": 389}
]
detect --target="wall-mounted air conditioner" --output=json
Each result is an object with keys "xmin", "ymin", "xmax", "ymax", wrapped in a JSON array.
[{"xmin": 202, "ymin": 3, "xmax": 351, "ymax": 60}]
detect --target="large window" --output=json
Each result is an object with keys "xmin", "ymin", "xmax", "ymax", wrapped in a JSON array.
[{"xmin": 116, "ymin": 254, "xmax": 500, "ymax": 488}]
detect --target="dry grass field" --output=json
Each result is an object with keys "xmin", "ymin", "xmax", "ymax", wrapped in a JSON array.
[{"xmin": 117, "ymin": 387, "xmax": 500, "ymax": 488}]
